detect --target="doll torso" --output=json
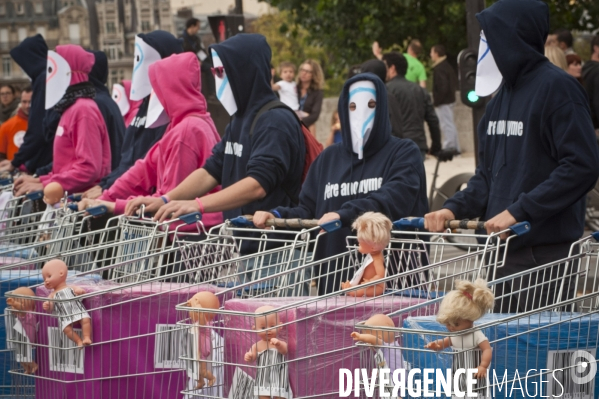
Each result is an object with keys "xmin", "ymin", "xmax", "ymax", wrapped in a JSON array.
[
  {"xmin": 52, "ymin": 287, "xmax": 90, "ymax": 331},
  {"xmin": 449, "ymin": 330, "xmax": 487, "ymax": 350},
  {"xmin": 191, "ymin": 323, "xmax": 212, "ymax": 359},
  {"xmin": 254, "ymin": 348, "xmax": 291, "ymax": 398},
  {"xmin": 449, "ymin": 330, "xmax": 489, "ymax": 399},
  {"xmin": 350, "ymin": 254, "xmax": 375, "ymax": 286}
]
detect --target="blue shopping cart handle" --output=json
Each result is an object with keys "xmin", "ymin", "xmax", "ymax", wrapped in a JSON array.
[
  {"xmin": 393, "ymin": 217, "xmax": 425, "ymax": 230},
  {"xmin": 229, "ymin": 216, "xmax": 255, "ymax": 228},
  {"xmin": 25, "ymin": 190, "xmax": 43, "ymax": 201},
  {"xmin": 68, "ymin": 194, "xmax": 82, "ymax": 201},
  {"xmin": 394, "ymin": 217, "xmax": 531, "ymax": 236},
  {"xmin": 87, "ymin": 205, "xmax": 107, "ymax": 216},
  {"xmin": 508, "ymin": 221, "xmax": 530, "ymax": 236},
  {"xmin": 179, "ymin": 212, "xmax": 202, "ymax": 225},
  {"xmin": 592, "ymin": 231, "xmax": 599, "ymax": 242},
  {"xmin": 0, "ymin": 177, "xmax": 12, "ymax": 186},
  {"xmin": 67, "ymin": 203, "xmax": 79, "ymax": 211}
]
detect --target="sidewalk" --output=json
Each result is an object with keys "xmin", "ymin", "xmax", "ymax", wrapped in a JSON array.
[{"xmin": 423, "ymin": 152, "xmax": 476, "ymax": 195}]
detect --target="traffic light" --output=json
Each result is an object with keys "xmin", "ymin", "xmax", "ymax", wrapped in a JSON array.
[
  {"xmin": 458, "ymin": 48, "xmax": 484, "ymax": 108},
  {"xmin": 208, "ymin": 15, "xmax": 245, "ymax": 43}
]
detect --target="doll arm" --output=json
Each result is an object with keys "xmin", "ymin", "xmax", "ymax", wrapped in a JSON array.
[
  {"xmin": 42, "ymin": 292, "xmax": 56, "ymax": 312},
  {"xmin": 425, "ymin": 337, "xmax": 452, "ymax": 351},
  {"xmin": 475, "ymin": 340, "xmax": 492, "ymax": 378},
  {"xmin": 70, "ymin": 286, "xmax": 86, "ymax": 296},
  {"xmin": 244, "ymin": 343, "xmax": 257, "ymax": 362},
  {"xmin": 270, "ymin": 338, "xmax": 288, "ymax": 355},
  {"xmin": 351, "ymin": 332, "xmax": 381, "ymax": 346}
]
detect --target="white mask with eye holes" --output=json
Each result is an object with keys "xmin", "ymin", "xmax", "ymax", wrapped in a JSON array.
[
  {"xmin": 475, "ymin": 31, "xmax": 503, "ymax": 97},
  {"xmin": 145, "ymin": 89, "xmax": 169, "ymax": 129},
  {"xmin": 112, "ymin": 84, "xmax": 130, "ymax": 116},
  {"xmin": 348, "ymin": 80, "xmax": 376, "ymax": 160},
  {"xmin": 45, "ymin": 50, "xmax": 71, "ymax": 110},
  {"xmin": 211, "ymin": 49, "xmax": 237, "ymax": 116},
  {"xmin": 130, "ymin": 36, "xmax": 162, "ymax": 101}
]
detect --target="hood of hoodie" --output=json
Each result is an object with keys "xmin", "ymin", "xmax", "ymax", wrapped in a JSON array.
[
  {"xmin": 149, "ymin": 52, "xmax": 207, "ymax": 126},
  {"xmin": 476, "ymin": 0, "xmax": 549, "ymax": 89},
  {"xmin": 10, "ymin": 34, "xmax": 48, "ymax": 80},
  {"xmin": 338, "ymin": 73, "xmax": 391, "ymax": 159},
  {"xmin": 89, "ymin": 50, "xmax": 109, "ymax": 93},
  {"xmin": 55, "ymin": 45, "xmax": 95, "ymax": 86},
  {"xmin": 209, "ymin": 34, "xmax": 275, "ymax": 117},
  {"xmin": 138, "ymin": 30, "xmax": 183, "ymax": 59}
]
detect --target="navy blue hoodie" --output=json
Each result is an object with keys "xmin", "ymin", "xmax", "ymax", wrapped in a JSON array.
[
  {"xmin": 9, "ymin": 35, "xmax": 56, "ymax": 172},
  {"xmin": 275, "ymin": 73, "xmax": 428, "ymax": 294},
  {"xmin": 443, "ymin": 0, "xmax": 599, "ymax": 249},
  {"xmin": 203, "ymin": 34, "xmax": 304, "ymax": 221},
  {"xmin": 100, "ymin": 31, "xmax": 182, "ymax": 190}
]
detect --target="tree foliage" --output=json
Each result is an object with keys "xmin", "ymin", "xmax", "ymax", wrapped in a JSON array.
[{"xmin": 263, "ymin": 0, "xmax": 599, "ymax": 74}]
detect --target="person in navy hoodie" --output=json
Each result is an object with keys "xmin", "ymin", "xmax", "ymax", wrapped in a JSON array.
[
  {"xmin": 425, "ymin": 0, "xmax": 599, "ymax": 312},
  {"xmin": 253, "ymin": 73, "xmax": 428, "ymax": 295}
]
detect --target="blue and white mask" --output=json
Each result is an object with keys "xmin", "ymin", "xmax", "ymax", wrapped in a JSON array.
[
  {"xmin": 111, "ymin": 84, "xmax": 129, "ymax": 116},
  {"xmin": 145, "ymin": 88, "xmax": 169, "ymax": 129},
  {"xmin": 211, "ymin": 49, "xmax": 237, "ymax": 116},
  {"xmin": 475, "ymin": 31, "xmax": 503, "ymax": 97},
  {"xmin": 130, "ymin": 36, "xmax": 161, "ymax": 101},
  {"xmin": 348, "ymin": 80, "xmax": 376, "ymax": 160}
]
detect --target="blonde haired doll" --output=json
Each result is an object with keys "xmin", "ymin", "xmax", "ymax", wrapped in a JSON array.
[
  {"xmin": 425, "ymin": 279, "xmax": 495, "ymax": 380},
  {"xmin": 341, "ymin": 212, "xmax": 392, "ymax": 297}
]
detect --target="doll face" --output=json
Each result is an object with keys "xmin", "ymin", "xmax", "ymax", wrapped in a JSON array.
[
  {"xmin": 445, "ymin": 318, "xmax": 474, "ymax": 333},
  {"xmin": 42, "ymin": 267, "xmax": 64, "ymax": 290},
  {"xmin": 357, "ymin": 239, "xmax": 384, "ymax": 255},
  {"xmin": 254, "ymin": 313, "xmax": 281, "ymax": 341}
]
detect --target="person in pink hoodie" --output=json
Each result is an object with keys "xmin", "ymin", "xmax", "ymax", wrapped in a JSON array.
[
  {"xmin": 14, "ymin": 45, "xmax": 111, "ymax": 196},
  {"xmin": 79, "ymin": 52, "xmax": 223, "ymax": 229}
]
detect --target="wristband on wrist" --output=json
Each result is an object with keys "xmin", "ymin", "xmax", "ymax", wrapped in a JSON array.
[
  {"xmin": 195, "ymin": 198, "xmax": 204, "ymax": 214},
  {"xmin": 160, "ymin": 195, "xmax": 169, "ymax": 204}
]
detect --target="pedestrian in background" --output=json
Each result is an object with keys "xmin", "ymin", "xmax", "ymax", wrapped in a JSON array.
[
  {"xmin": 0, "ymin": 86, "xmax": 30, "ymax": 161},
  {"xmin": 582, "ymin": 35, "xmax": 599, "ymax": 132},
  {"xmin": 0, "ymin": 85, "xmax": 19, "ymax": 125},
  {"xmin": 296, "ymin": 59, "xmax": 324, "ymax": 135},
  {"xmin": 566, "ymin": 54, "xmax": 583, "ymax": 85},
  {"xmin": 430, "ymin": 44, "xmax": 460, "ymax": 154},
  {"xmin": 544, "ymin": 45, "xmax": 568, "ymax": 71}
]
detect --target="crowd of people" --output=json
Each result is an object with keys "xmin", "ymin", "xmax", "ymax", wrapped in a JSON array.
[{"xmin": 0, "ymin": 0, "xmax": 597, "ymax": 305}]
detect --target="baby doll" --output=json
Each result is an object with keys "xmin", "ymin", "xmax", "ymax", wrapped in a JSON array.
[
  {"xmin": 351, "ymin": 314, "xmax": 403, "ymax": 395},
  {"xmin": 43, "ymin": 182, "xmax": 64, "ymax": 206},
  {"xmin": 40, "ymin": 182, "xmax": 65, "ymax": 241},
  {"xmin": 341, "ymin": 212, "xmax": 392, "ymax": 297},
  {"xmin": 425, "ymin": 279, "xmax": 495, "ymax": 382},
  {"xmin": 187, "ymin": 292, "xmax": 220, "ymax": 389},
  {"xmin": 6, "ymin": 287, "xmax": 38, "ymax": 374},
  {"xmin": 41, "ymin": 259, "xmax": 92, "ymax": 346},
  {"xmin": 244, "ymin": 306, "xmax": 291, "ymax": 399}
]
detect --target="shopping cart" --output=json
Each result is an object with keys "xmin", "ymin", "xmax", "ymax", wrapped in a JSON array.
[
  {"xmin": 171, "ymin": 217, "xmax": 530, "ymax": 399},
  {"xmin": 4, "ymin": 216, "xmax": 341, "ymax": 399},
  {"xmin": 350, "ymin": 229, "xmax": 599, "ymax": 399}
]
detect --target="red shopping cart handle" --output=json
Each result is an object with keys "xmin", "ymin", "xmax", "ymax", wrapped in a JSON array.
[
  {"xmin": 229, "ymin": 215, "xmax": 341, "ymax": 233},
  {"xmin": 394, "ymin": 217, "xmax": 530, "ymax": 236}
]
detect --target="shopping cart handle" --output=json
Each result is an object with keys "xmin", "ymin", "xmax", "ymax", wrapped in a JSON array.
[
  {"xmin": 508, "ymin": 221, "xmax": 531, "ymax": 236},
  {"xmin": 230, "ymin": 215, "xmax": 341, "ymax": 233},
  {"xmin": 179, "ymin": 212, "xmax": 202, "ymax": 224},
  {"xmin": 592, "ymin": 231, "xmax": 599, "ymax": 242},
  {"xmin": 393, "ymin": 217, "xmax": 425, "ymax": 230},
  {"xmin": 87, "ymin": 205, "xmax": 107, "ymax": 216},
  {"xmin": 394, "ymin": 217, "xmax": 531, "ymax": 236},
  {"xmin": 0, "ymin": 177, "xmax": 12, "ymax": 186},
  {"xmin": 25, "ymin": 191, "xmax": 43, "ymax": 201},
  {"xmin": 68, "ymin": 194, "xmax": 82, "ymax": 201},
  {"xmin": 67, "ymin": 203, "xmax": 79, "ymax": 211}
]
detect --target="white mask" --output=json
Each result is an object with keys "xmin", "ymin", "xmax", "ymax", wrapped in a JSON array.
[
  {"xmin": 348, "ymin": 80, "xmax": 376, "ymax": 160},
  {"xmin": 112, "ymin": 84, "xmax": 130, "ymax": 116},
  {"xmin": 145, "ymin": 89, "xmax": 169, "ymax": 128},
  {"xmin": 45, "ymin": 50, "xmax": 71, "ymax": 110},
  {"xmin": 211, "ymin": 49, "xmax": 237, "ymax": 116},
  {"xmin": 475, "ymin": 31, "xmax": 503, "ymax": 97},
  {"xmin": 130, "ymin": 36, "xmax": 161, "ymax": 101}
]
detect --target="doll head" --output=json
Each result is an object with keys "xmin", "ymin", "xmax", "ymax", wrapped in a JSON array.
[
  {"xmin": 6, "ymin": 287, "xmax": 36, "ymax": 313},
  {"xmin": 187, "ymin": 291, "xmax": 220, "ymax": 324},
  {"xmin": 253, "ymin": 306, "xmax": 281, "ymax": 342},
  {"xmin": 352, "ymin": 212, "xmax": 392, "ymax": 254},
  {"xmin": 437, "ymin": 279, "xmax": 495, "ymax": 332},
  {"xmin": 362, "ymin": 314, "xmax": 395, "ymax": 344},
  {"xmin": 43, "ymin": 182, "xmax": 64, "ymax": 206},
  {"xmin": 41, "ymin": 259, "xmax": 68, "ymax": 291}
]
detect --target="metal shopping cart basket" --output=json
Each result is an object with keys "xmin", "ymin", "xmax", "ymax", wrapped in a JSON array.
[{"xmin": 172, "ymin": 217, "xmax": 530, "ymax": 399}]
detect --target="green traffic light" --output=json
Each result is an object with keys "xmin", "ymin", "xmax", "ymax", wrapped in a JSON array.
[{"xmin": 467, "ymin": 91, "xmax": 479, "ymax": 103}]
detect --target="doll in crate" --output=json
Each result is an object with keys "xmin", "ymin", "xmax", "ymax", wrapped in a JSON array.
[
  {"xmin": 39, "ymin": 182, "xmax": 64, "ymax": 242},
  {"xmin": 6, "ymin": 287, "xmax": 38, "ymax": 374},
  {"xmin": 244, "ymin": 306, "xmax": 291, "ymax": 399},
  {"xmin": 340, "ymin": 212, "xmax": 391, "ymax": 297},
  {"xmin": 187, "ymin": 291, "xmax": 220, "ymax": 389},
  {"xmin": 425, "ymin": 279, "xmax": 495, "ymax": 397},
  {"xmin": 41, "ymin": 259, "xmax": 92, "ymax": 346}
]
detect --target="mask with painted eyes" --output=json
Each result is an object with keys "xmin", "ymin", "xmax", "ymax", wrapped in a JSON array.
[
  {"xmin": 145, "ymin": 89, "xmax": 169, "ymax": 129},
  {"xmin": 475, "ymin": 31, "xmax": 503, "ymax": 97},
  {"xmin": 130, "ymin": 36, "xmax": 161, "ymax": 101},
  {"xmin": 348, "ymin": 80, "xmax": 376, "ymax": 160},
  {"xmin": 211, "ymin": 49, "xmax": 237, "ymax": 116},
  {"xmin": 45, "ymin": 50, "xmax": 71, "ymax": 110},
  {"xmin": 111, "ymin": 83, "xmax": 130, "ymax": 116}
]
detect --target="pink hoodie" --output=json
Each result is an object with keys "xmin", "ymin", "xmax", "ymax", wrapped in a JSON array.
[
  {"xmin": 122, "ymin": 80, "xmax": 142, "ymax": 127},
  {"xmin": 100, "ymin": 53, "xmax": 223, "ymax": 228},
  {"xmin": 40, "ymin": 45, "xmax": 111, "ymax": 193}
]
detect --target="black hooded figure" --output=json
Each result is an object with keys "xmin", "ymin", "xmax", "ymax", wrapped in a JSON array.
[
  {"xmin": 98, "ymin": 30, "xmax": 183, "ymax": 191},
  {"xmin": 8, "ymin": 35, "xmax": 56, "ymax": 173},
  {"xmin": 439, "ymin": 0, "xmax": 599, "ymax": 312},
  {"xmin": 272, "ymin": 73, "xmax": 428, "ymax": 295}
]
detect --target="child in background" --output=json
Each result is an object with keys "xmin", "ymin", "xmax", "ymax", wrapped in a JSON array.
[
  {"xmin": 272, "ymin": 62, "xmax": 299, "ymax": 110},
  {"xmin": 325, "ymin": 111, "xmax": 342, "ymax": 147}
]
